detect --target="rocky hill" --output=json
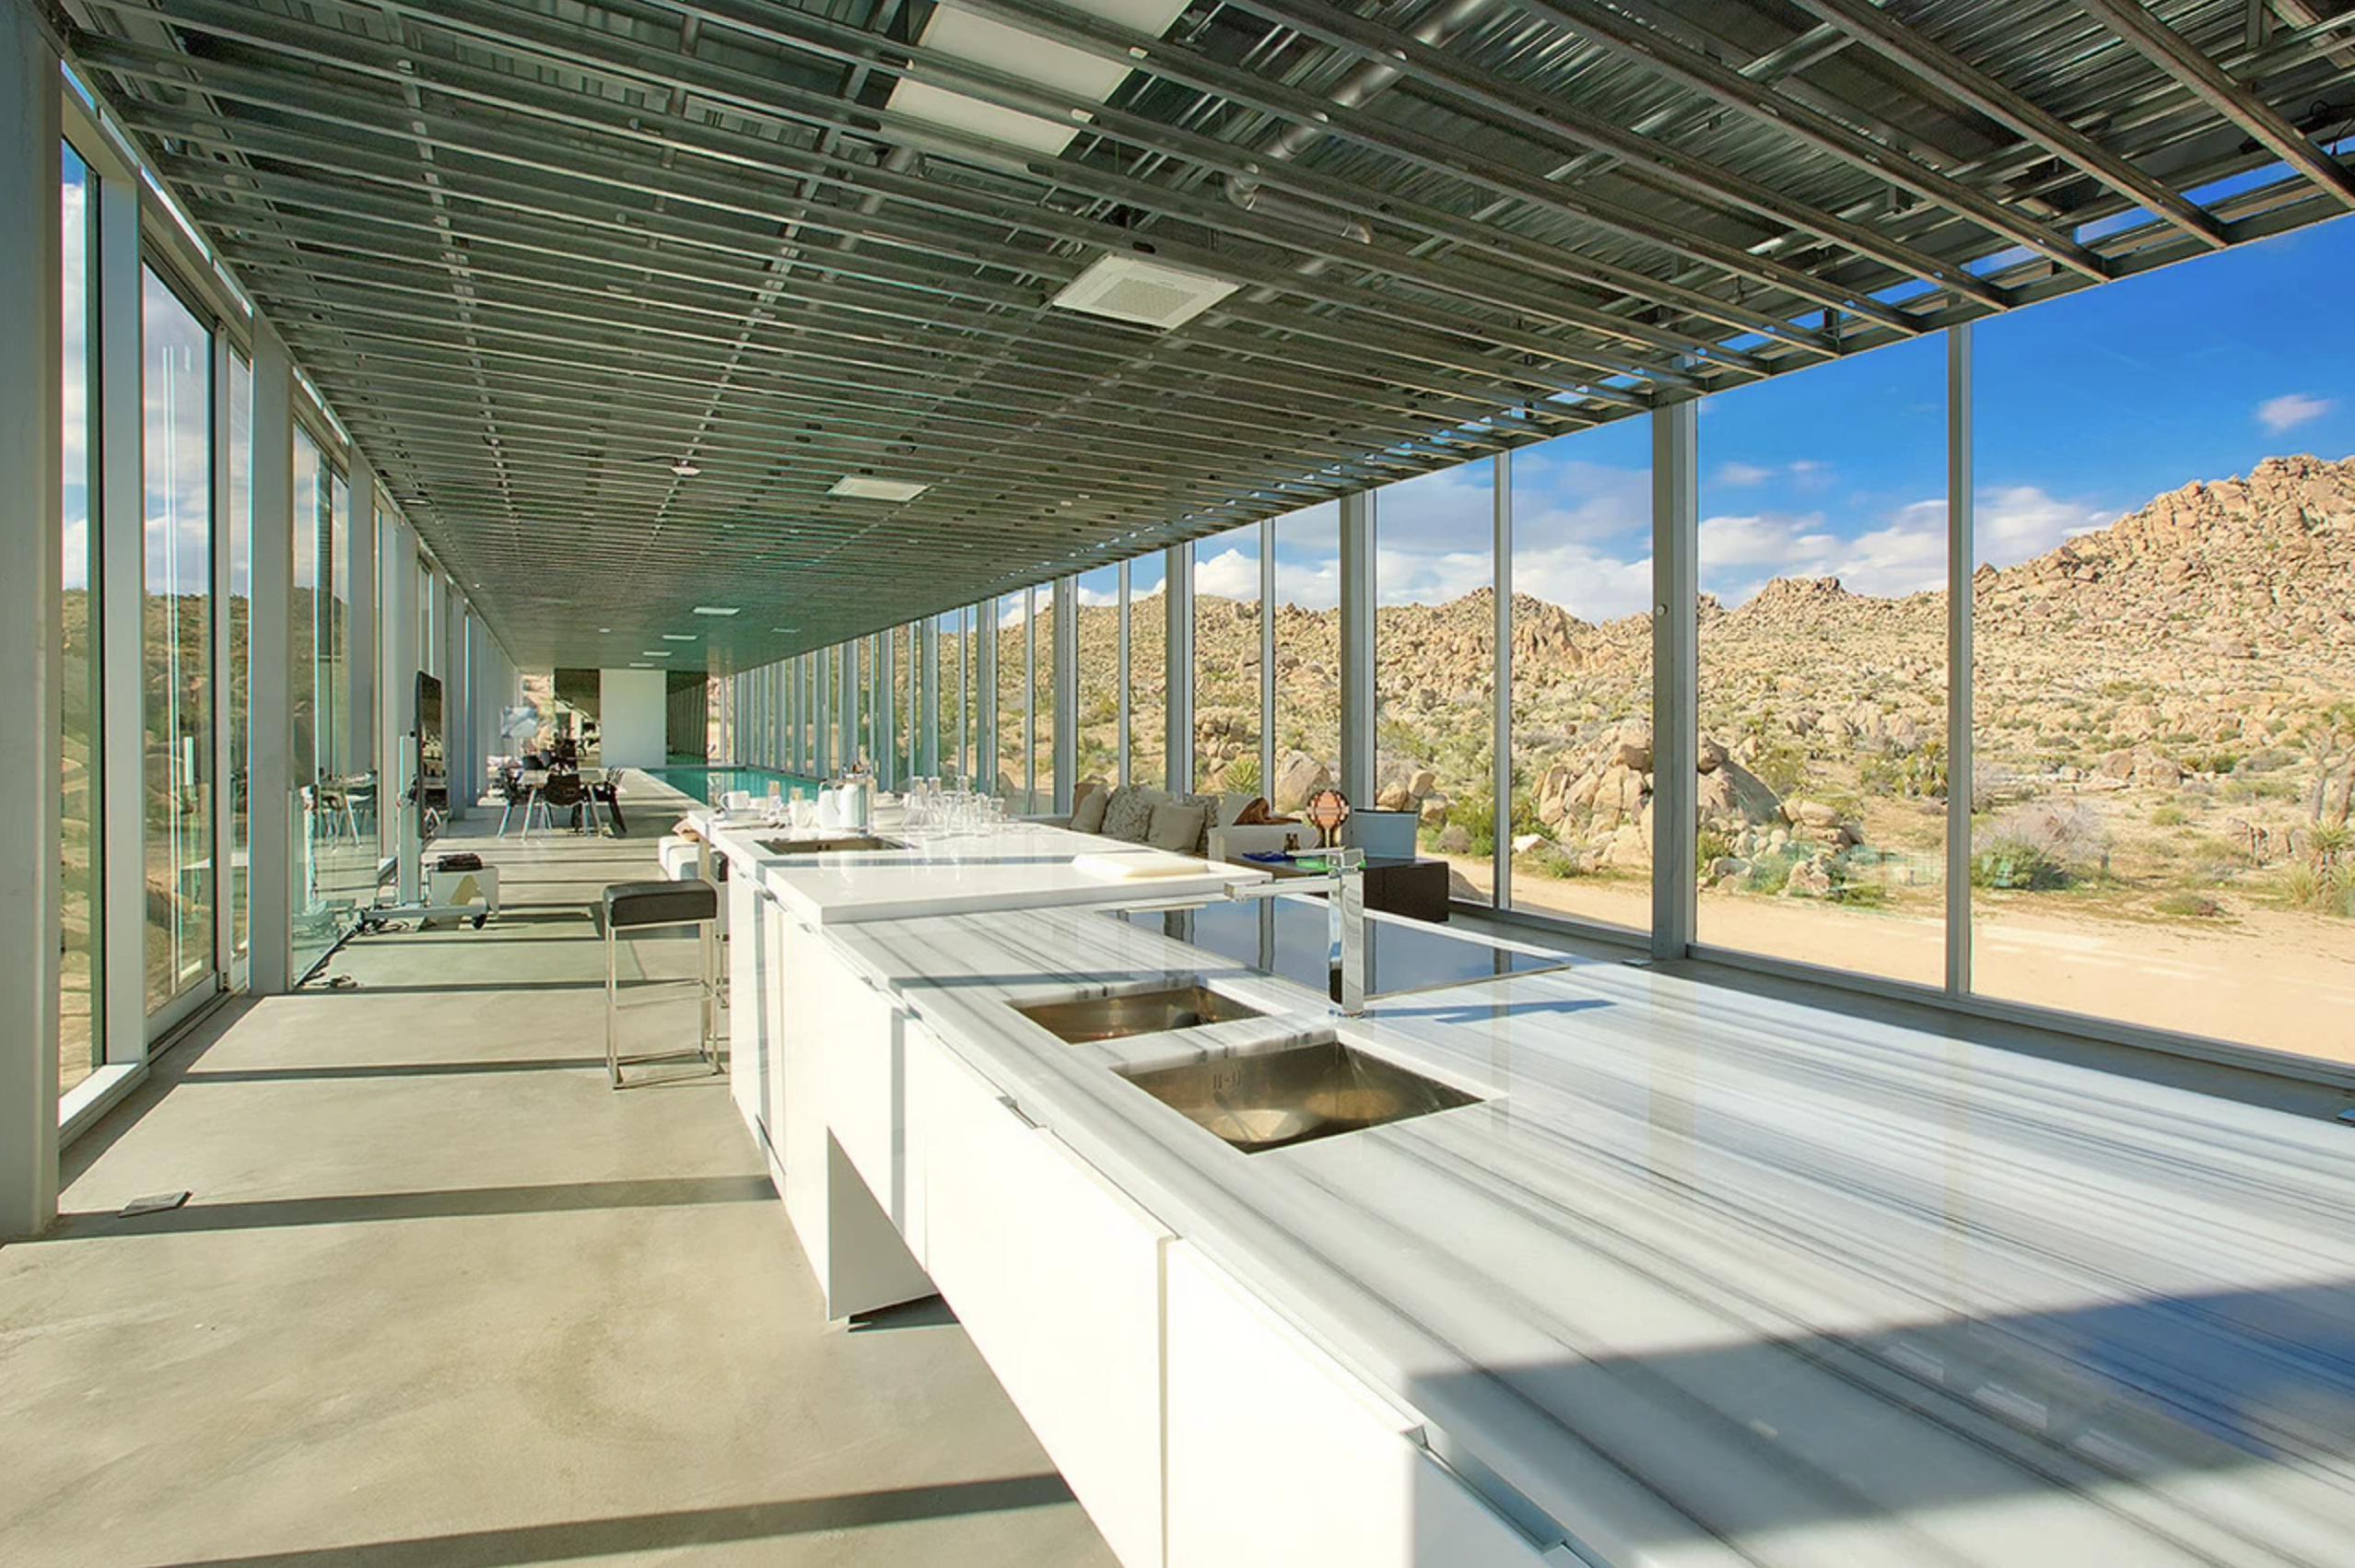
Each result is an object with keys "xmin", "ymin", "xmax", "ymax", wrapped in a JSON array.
[{"xmin": 1049, "ymin": 453, "xmax": 2355, "ymax": 913}]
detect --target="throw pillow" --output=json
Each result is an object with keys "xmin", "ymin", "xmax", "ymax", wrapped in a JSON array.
[
  {"xmin": 1183, "ymin": 792, "xmax": 1228, "ymax": 855},
  {"xmin": 1146, "ymin": 801, "xmax": 1210, "ymax": 856},
  {"xmin": 1070, "ymin": 783, "xmax": 1111, "ymax": 835},
  {"xmin": 1103, "ymin": 786, "xmax": 1165, "ymax": 843}
]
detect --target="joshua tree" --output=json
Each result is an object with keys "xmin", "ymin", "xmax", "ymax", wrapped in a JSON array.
[{"xmin": 2302, "ymin": 702, "xmax": 2355, "ymax": 825}]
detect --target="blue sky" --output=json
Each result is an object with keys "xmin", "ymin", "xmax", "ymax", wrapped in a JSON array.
[{"xmin": 1184, "ymin": 210, "xmax": 2355, "ymax": 622}]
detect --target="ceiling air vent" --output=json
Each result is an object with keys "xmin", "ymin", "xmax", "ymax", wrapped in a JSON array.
[
  {"xmin": 1051, "ymin": 253, "xmax": 1238, "ymax": 331},
  {"xmin": 827, "ymin": 476, "xmax": 931, "ymax": 502}
]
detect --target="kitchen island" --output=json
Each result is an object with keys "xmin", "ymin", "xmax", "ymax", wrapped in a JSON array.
[{"xmin": 697, "ymin": 811, "xmax": 2355, "ymax": 1568}]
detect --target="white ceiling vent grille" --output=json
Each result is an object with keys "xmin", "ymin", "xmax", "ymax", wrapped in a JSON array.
[
  {"xmin": 828, "ymin": 475, "xmax": 931, "ymax": 502},
  {"xmin": 1051, "ymin": 253, "xmax": 1239, "ymax": 331}
]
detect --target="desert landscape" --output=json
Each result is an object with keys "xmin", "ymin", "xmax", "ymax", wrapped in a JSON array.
[{"xmin": 998, "ymin": 453, "xmax": 2355, "ymax": 1061}]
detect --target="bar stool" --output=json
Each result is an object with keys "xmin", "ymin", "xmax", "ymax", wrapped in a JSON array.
[{"xmin": 595, "ymin": 879, "xmax": 721, "ymax": 1089}]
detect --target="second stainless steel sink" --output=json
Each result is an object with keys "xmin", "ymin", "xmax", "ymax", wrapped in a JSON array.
[
  {"xmin": 755, "ymin": 834, "xmax": 908, "ymax": 855},
  {"xmin": 1118, "ymin": 1035, "xmax": 1479, "ymax": 1154},
  {"xmin": 1013, "ymin": 983, "xmax": 1266, "ymax": 1043}
]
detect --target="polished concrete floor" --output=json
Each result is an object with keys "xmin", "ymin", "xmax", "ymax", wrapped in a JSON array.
[{"xmin": 0, "ymin": 790, "xmax": 1118, "ymax": 1568}]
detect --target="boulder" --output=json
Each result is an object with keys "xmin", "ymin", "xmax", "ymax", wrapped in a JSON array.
[
  {"xmin": 1419, "ymin": 794, "xmax": 1451, "ymax": 826},
  {"xmin": 1436, "ymin": 824, "xmax": 1474, "ymax": 855},
  {"xmin": 1407, "ymin": 767, "xmax": 1437, "ymax": 799},
  {"xmin": 1785, "ymin": 798, "xmax": 1843, "ymax": 830},
  {"xmin": 1376, "ymin": 784, "xmax": 1412, "ymax": 812},
  {"xmin": 1271, "ymin": 750, "xmax": 1330, "ymax": 812},
  {"xmin": 1785, "ymin": 859, "xmax": 1834, "ymax": 898},
  {"xmin": 1695, "ymin": 733, "xmax": 1729, "ymax": 774}
]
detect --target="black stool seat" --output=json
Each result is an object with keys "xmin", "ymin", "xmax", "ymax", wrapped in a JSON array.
[{"xmin": 598, "ymin": 879, "xmax": 718, "ymax": 936}]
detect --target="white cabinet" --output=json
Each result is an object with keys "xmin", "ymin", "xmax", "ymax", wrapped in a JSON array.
[
  {"xmin": 727, "ymin": 871, "xmax": 776, "ymax": 1176},
  {"xmin": 1165, "ymin": 1243, "xmax": 1555, "ymax": 1568},
  {"xmin": 915, "ymin": 1036, "xmax": 1170, "ymax": 1568}
]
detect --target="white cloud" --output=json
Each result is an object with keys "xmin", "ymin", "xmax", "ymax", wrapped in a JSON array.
[
  {"xmin": 1193, "ymin": 545, "xmax": 1262, "ymax": 602},
  {"xmin": 1076, "ymin": 584, "xmax": 1119, "ymax": 608},
  {"xmin": 1974, "ymin": 485, "xmax": 2113, "ymax": 567},
  {"xmin": 1716, "ymin": 461, "xmax": 1773, "ymax": 486},
  {"xmin": 2256, "ymin": 392, "xmax": 2333, "ymax": 434}
]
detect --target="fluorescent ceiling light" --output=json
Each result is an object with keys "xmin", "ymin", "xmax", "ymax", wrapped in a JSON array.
[
  {"xmin": 828, "ymin": 475, "xmax": 931, "ymax": 503},
  {"xmin": 641, "ymin": 649, "xmax": 674, "ymax": 658},
  {"xmin": 669, "ymin": 461, "xmax": 701, "ymax": 476},
  {"xmin": 883, "ymin": 0, "xmax": 1188, "ymax": 161},
  {"xmin": 692, "ymin": 605, "xmax": 742, "ymax": 616},
  {"xmin": 661, "ymin": 633, "xmax": 697, "ymax": 641},
  {"xmin": 1051, "ymin": 252, "xmax": 1238, "ymax": 330}
]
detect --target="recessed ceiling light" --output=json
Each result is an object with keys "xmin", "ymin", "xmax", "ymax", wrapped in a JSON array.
[
  {"xmin": 628, "ymin": 661, "xmax": 651, "ymax": 668},
  {"xmin": 599, "ymin": 626, "xmax": 612, "ymax": 633},
  {"xmin": 771, "ymin": 626, "xmax": 797, "ymax": 632},
  {"xmin": 827, "ymin": 475, "xmax": 931, "ymax": 503},
  {"xmin": 670, "ymin": 461, "xmax": 701, "ymax": 476},
  {"xmin": 692, "ymin": 605, "xmax": 741, "ymax": 616},
  {"xmin": 661, "ymin": 633, "xmax": 697, "ymax": 641}
]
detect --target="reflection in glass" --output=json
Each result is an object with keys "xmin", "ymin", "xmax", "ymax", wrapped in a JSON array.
[
  {"xmin": 1506, "ymin": 421, "xmax": 1652, "ymax": 934},
  {"xmin": 62, "ymin": 145, "xmax": 103, "ymax": 1088},
  {"xmin": 141, "ymin": 266, "xmax": 215, "ymax": 1012}
]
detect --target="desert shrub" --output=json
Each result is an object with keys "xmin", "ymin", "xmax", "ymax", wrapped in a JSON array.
[
  {"xmin": 1223, "ymin": 755, "xmax": 1261, "ymax": 795},
  {"xmin": 2150, "ymin": 803, "xmax": 2188, "ymax": 827},
  {"xmin": 1694, "ymin": 827, "xmax": 1735, "ymax": 866},
  {"xmin": 1441, "ymin": 787, "xmax": 1497, "ymax": 857},
  {"xmin": 2154, "ymin": 891, "xmax": 2222, "ymax": 918},
  {"xmin": 1744, "ymin": 850, "xmax": 1798, "ymax": 894},
  {"xmin": 1971, "ymin": 800, "xmax": 2108, "ymax": 890},
  {"xmin": 1752, "ymin": 743, "xmax": 1809, "ymax": 797},
  {"xmin": 1522, "ymin": 844, "xmax": 1584, "ymax": 879}
]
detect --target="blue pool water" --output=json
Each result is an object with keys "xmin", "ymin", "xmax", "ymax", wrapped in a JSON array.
[{"xmin": 637, "ymin": 765, "xmax": 821, "ymax": 803}]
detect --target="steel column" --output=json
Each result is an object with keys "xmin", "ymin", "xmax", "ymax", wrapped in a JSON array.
[
  {"xmin": 1116, "ymin": 561, "xmax": 1131, "ymax": 788},
  {"xmin": 95, "ymin": 139, "xmax": 146, "ymax": 1048},
  {"xmin": 1946, "ymin": 325, "xmax": 1974, "ymax": 997},
  {"xmin": 1338, "ymin": 490, "xmax": 1376, "ymax": 807},
  {"xmin": 1165, "ymin": 545, "xmax": 1193, "ymax": 794},
  {"xmin": 1053, "ymin": 578, "xmax": 1077, "ymax": 809},
  {"xmin": 246, "ymin": 322, "xmax": 298, "ymax": 992},
  {"xmin": 1493, "ymin": 451, "xmax": 1514, "ymax": 909},
  {"xmin": 1260, "ymin": 519, "xmax": 1277, "ymax": 807},
  {"xmin": 1650, "ymin": 402, "xmax": 1699, "ymax": 960},
  {"xmin": 0, "ymin": 14, "xmax": 63, "ymax": 1236}
]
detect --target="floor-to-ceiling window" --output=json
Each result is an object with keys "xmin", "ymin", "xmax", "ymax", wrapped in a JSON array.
[
  {"xmin": 1075, "ymin": 568, "xmax": 1119, "ymax": 791},
  {"xmin": 1695, "ymin": 339, "xmax": 1948, "ymax": 986},
  {"xmin": 1030, "ymin": 584, "xmax": 1054, "ymax": 812},
  {"xmin": 1193, "ymin": 527, "xmax": 1260, "ymax": 794},
  {"xmin": 290, "ymin": 428, "xmax": 340, "ymax": 977},
  {"xmin": 1375, "ymin": 466, "xmax": 1494, "ymax": 898},
  {"xmin": 61, "ymin": 143, "xmax": 103, "ymax": 1092},
  {"xmin": 1269, "ymin": 502, "xmax": 1339, "ymax": 810},
  {"xmin": 1972, "ymin": 216, "xmax": 2355, "ymax": 1062},
  {"xmin": 1506, "ymin": 419, "xmax": 1652, "ymax": 934},
  {"xmin": 140, "ymin": 265, "xmax": 216, "ymax": 1014},
  {"xmin": 1129, "ymin": 555, "xmax": 1167, "ymax": 789}
]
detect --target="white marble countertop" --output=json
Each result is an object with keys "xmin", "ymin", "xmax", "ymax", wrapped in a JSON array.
[
  {"xmin": 816, "ymin": 897, "xmax": 2355, "ymax": 1568},
  {"xmin": 685, "ymin": 809, "xmax": 1266, "ymax": 925}
]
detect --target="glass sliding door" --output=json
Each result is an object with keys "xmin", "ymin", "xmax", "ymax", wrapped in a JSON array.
[
  {"xmin": 61, "ymin": 144, "xmax": 103, "ymax": 1092},
  {"xmin": 140, "ymin": 266, "xmax": 217, "ymax": 1015}
]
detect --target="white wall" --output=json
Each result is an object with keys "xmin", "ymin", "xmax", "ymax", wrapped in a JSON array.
[{"xmin": 599, "ymin": 668, "xmax": 670, "ymax": 768}]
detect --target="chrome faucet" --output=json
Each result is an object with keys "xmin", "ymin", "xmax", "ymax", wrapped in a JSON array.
[{"xmin": 1224, "ymin": 846, "xmax": 1369, "ymax": 1016}]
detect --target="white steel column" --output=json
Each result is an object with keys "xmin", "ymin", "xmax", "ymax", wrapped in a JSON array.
[
  {"xmin": 95, "ymin": 131, "xmax": 146, "ymax": 1050},
  {"xmin": 1022, "ymin": 598, "xmax": 1037, "ymax": 809},
  {"xmin": 1165, "ymin": 545, "xmax": 1194, "ymax": 793},
  {"xmin": 1650, "ymin": 402, "xmax": 1700, "ymax": 961},
  {"xmin": 246, "ymin": 323, "xmax": 298, "ymax": 994},
  {"xmin": 1493, "ymin": 451, "xmax": 1514, "ymax": 908},
  {"xmin": 814, "ymin": 648, "xmax": 832, "ymax": 778},
  {"xmin": 1053, "ymin": 577, "xmax": 1077, "ymax": 809},
  {"xmin": 920, "ymin": 617, "xmax": 941, "ymax": 776},
  {"xmin": 1946, "ymin": 325, "xmax": 1975, "ymax": 997},
  {"xmin": 1337, "ymin": 490, "xmax": 1376, "ymax": 806},
  {"xmin": 1260, "ymin": 520, "xmax": 1277, "ymax": 806},
  {"xmin": 346, "ymin": 465, "xmax": 377, "ymax": 778},
  {"xmin": 209, "ymin": 311, "xmax": 235, "ymax": 980},
  {"xmin": 1, "ymin": 19, "xmax": 64, "ymax": 1236},
  {"xmin": 380, "ymin": 511, "xmax": 417, "ymax": 860},
  {"xmin": 1116, "ymin": 563, "xmax": 1131, "ymax": 787}
]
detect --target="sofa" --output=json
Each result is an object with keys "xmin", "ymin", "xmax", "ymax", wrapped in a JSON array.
[{"xmin": 1040, "ymin": 781, "xmax": 1308, "ymax": 862}]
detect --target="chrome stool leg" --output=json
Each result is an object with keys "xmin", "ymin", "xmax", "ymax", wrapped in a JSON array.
[{"xmin": 605, "ymin": 919, "xmax": 622, "ymax": 1089}]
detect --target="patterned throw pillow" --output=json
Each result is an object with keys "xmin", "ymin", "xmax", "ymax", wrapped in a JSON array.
[
  {"xmin": 1070, "ymin": 783, "xmax": 1110, "ymax": 835},
  {"xmin": 1182, "ymin": 792, "xmax": 1228, "ymax": 855},
  {"xmin": 1102, "ymin": 786, "xmax": 1166, "ymax": 843}
]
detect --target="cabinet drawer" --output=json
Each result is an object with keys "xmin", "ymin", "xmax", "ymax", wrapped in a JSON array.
[
  {"xmin": 1165, "ymin": 1243, "xmax": 1552, "ymax": 1568},
  {"xmin": 917, "ymin": 1038, "xmax": 1168, "ymax": 1568}
]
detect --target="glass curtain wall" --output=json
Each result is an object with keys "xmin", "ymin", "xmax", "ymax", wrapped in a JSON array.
[
  {"xmin": 1973, "ymin": 216, "xmax": 2355, "ymax": 1062},
  {"xmin": 1075, "ymin": 567, "xmax": 1119, "ymax": 791},
  {"xmin": 1374, "ymin": 468, "xmax": 1494, "ymax": 899},
  {"xmin": 227, "ymin": 354, "xmax": 252, "ymax": 962},
  {"xmin": 994, "ymin": 596, "xmax": 1024, "ymax": 802},
  {"xmin": 1129, "ymin": 555, "xmax": 1167, "ymax": 789},
  {"xmin": 61, "ymin": 144, "xmax": 102, "ymax": 1092},
  {"xmin": 1269, "ymin": 502, "xmax": 1339, "ymax": 810},
  {"xmin": 1193, "ymin": 527, "xmax": 1260, "ymax": 794},
  {"xmin": 139, "ymin": 266, "xmax": 216, "ymax": 1014},
  {"xmin": 1030, "ymin": 584, "xmax": 1053, "ymax": 811},
  {"xmin": 1507, "ymin": 421, "xmax": 1653, "ymax": 933},
  {"xmin": 1694, "ymin": 339, "xmax": 1948, "ymax": 987}
]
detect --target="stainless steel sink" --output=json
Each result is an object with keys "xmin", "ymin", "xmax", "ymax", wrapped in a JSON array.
[
  {"xmin": 1013, "ymin": 984, "xmax": 1265, "ymax": 1044},
  {"xmin": 755, "ymin": 835, "xmax": 907, "ymax": 855},
  {"xmin": 1117, "ymin": 1035, "xmax": 1480, "ymax": 1153}
]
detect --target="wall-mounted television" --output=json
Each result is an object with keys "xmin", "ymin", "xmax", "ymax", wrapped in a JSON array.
[{"xmin": 416, "ymin": 672, "xmax": 445, "ymax": 782}]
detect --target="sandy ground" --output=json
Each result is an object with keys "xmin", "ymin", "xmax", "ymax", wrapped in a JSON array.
[{"xmin": 1441, "ymin": 856, "xmax": 2355, "ymax": 1069}]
